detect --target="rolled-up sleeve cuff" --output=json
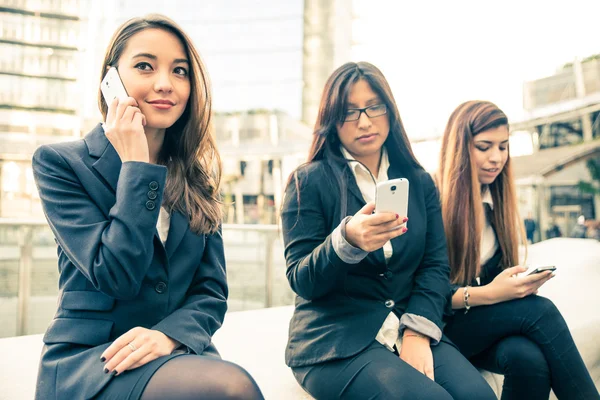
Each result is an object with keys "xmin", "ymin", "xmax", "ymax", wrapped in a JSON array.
[
  {"xmin": 331, "ymin": 216, "xmax": 369, "ymax": 264},
  {"xmin": 399, "ymin": 313, "xmax": 442, "ymax": 345}
]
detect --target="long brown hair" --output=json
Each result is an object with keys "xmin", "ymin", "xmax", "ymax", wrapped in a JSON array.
[
  {"xmin": 289, "ymin": 61, "xmax": 422, "ymax": 220},
  {"xmin": 98, "ymin": 14, "xmax": 221, "ymax": 234},
  {"xmin": 437, "ymin": 100, "xmax": 525, "ymax": 285}
]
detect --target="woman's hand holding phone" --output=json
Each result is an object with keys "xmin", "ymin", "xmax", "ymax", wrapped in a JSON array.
[
  {"xmin": 345, "ymin": 202, "xmax": 408, "ymax": 252},
  {"xmin": 487, "ymin": 265, "xmax": 554, "ymax": 303},
  {"xmin": 104, "ymin": 97, "xmax": 150, "ymax": 163}
]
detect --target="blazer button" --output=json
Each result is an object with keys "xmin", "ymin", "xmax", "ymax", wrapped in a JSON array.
[
  {"xmin": 146, "ymin": 200, "xmax": 156, "ymax": 210},
  {"xmin": 384, "ymin": 299, "xmax": 395, "ymax": 309},
  {"xmin": 149, "ymin": 181, "xmax": 159, "ymax": 191},
  {"xmin": 383, "ymin": 270, "xmax": 393, "ymax": 279},
  {"xmin": 147, "ymin": 190, "xmax": 158, "ymax": 200},
  {"xmin": 155, "ymin": 281, "xmax": 167, "ymax": 294}
]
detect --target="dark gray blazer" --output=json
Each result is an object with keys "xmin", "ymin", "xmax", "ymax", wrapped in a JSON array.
[
  {"xmin": 281, "ymin": 160, "xmax": 453, "ymax": 368},
  {"xmin": 32, "ymin": 124, "xmax": 227, "ymax": 399}
]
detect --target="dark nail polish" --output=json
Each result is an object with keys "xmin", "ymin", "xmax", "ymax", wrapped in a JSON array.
[
  {"xmin": 104, "ymin": 368, "xmax": 109, "ymax": 374},
  {"xmin": 100, "ymin": 357, "xmax": 106, "ymax": 363},
  {"xmin": 403, "ymin": 217, "xmax": 408, "ymax": 223},
  {"xmin": 111, "ymin": 370, "xmax": 118, "ymax": 377},
  {"xmin": 402, "ymin": 227, "xmax": 408, "ymax": 233},
  {"xmin": 395, "ymin": 214, "xmax": 399, "ymax": 219}
]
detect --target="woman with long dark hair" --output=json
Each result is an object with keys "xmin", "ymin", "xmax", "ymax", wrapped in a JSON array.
[
  {"xmin": 280, "ymin": 62, "xmax": 496, "ymax": 399},
  {"xmin": 32, "ymin": 14, "xmax": 263, "ymax": 400},
  {"xmin": 438, "ymin": 100, "xmax": 599, "ymax": 399}
]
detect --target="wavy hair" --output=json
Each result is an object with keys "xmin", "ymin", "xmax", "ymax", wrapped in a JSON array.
[
  {"xmin": 437, "ymin": 100, "xmax": 525, "ymax": 285},
  {"xmin": 98, "ymin": 14, "xmax": 221, "ymax": 234}
]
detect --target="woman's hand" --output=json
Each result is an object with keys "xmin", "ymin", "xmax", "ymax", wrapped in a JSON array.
[
  {"xmin": 487, "ymin": 266, "xmax": 554, "ymax": 303},
  {"xmin": 400, "ymin": 330, "xmax": 434, "ymax": 380},
  {"xmin": 101, "ymin": 327, "xmax": 180, "ymax": 375},
  {"xmin": 345, "ymin": 202, "xmax": 407, "ymax": 252},
  {"xmin": 104, "ymin": 97, "xmax": 150, "ymax": 163}
]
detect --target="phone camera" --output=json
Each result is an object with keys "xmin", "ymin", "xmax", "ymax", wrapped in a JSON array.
[{"xmin": 390, "ymin": 185, "xmax": 397, "ymax": 191}]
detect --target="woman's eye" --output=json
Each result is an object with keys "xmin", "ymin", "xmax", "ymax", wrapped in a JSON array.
[
  {"xmin": 500, "ymin": 147, "xmax": 507, "ymax": 151},
  {"xmin": 174, "ymin": 67, "xmax": 188, "ymax": 76},
  {"xmin": 134, "ymin": 62, "xmax": 153, "ymax": 71},
  {"xmin": 476, "ymin": 146, "xmax": 489, "ymax": 152}
]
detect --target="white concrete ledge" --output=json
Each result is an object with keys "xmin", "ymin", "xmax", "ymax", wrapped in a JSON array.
[{"xmin": 1, "ymin": 239, "xmax": 599, "ymax": 400}]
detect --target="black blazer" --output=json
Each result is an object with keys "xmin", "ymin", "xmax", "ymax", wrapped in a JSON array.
[
  {"xmin": 31, "ymin": 124, "xmax": 228, "ymax": 400},
  {"xmin": 281, "ymin": 160, "xmax": 452, "ymax": 367}
]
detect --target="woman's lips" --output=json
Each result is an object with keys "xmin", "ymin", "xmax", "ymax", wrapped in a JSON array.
[{"xmin": 357, "ymin": 133, "xmax": 377, "ymax": 143}]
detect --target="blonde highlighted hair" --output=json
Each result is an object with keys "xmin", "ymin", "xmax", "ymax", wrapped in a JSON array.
[{"xmin": 437, "ymin": 100, "xmax": 525, "ymax": 285}]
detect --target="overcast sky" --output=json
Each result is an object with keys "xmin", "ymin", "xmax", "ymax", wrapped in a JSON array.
[{"xmin": 351, "ymin": 0, "xmax": 600, "ymax": 139}]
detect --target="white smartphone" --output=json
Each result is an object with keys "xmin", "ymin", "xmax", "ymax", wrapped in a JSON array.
[
  {"xmin": 100, "ymin": 67, "xmax": 128, "ymax": 105},
  {"xmin": 375, "ymin": 178, "xmax": 409, "ymax": 229}
]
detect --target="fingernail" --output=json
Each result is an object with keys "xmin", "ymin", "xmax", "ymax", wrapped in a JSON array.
[
  {"xmin": 403, "ymin": 217, "xmax": 408, "ymax": 223},
  {"xmin": 402, "ymin": 227, "xmax": 408, "ymax": 233},
  {"xmin": 100, "ymin": 357, "xmax": 106, "ymax": 363},
  {"xmin": 111, "ymin": 370, "xmax": 118, "ymax": 377},
  {"xmin": 104, "ymin": 368, "xmax": 109, "ymax": 374},
  {"xmin": 395, "ymin": 214, "xmax": 399, "ymax": 219}
]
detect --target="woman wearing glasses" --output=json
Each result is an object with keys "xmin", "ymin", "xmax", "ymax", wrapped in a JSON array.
[{"xmin": 280, "ymin": 62, "xmax": 496, "ymax": 399}]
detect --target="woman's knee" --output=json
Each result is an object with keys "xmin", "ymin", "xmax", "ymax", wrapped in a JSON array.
[
  {"xmin": 497, "ymin": 336, "xmax": 550, "ymax": 377},
  {"xmin": 212, "ymin": 362, "xmax": 264, "ymax": 400}
]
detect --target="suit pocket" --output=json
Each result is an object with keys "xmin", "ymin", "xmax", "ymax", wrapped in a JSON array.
[
  {"xmin": 43, "ymin": 318, "xmax": 114, "ymax": 346},
  {"xmin": 60, "ymin": 290, "xmax": 115, "ymax": 311}
]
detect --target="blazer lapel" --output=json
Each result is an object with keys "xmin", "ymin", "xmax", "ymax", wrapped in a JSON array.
[
  {"xmin": 165, "ymin": 210, "xmax": 189, "ymax": 258},
  {"xmin": 85, "ymin": 124, "xmax": 121, "ymax": 193}
]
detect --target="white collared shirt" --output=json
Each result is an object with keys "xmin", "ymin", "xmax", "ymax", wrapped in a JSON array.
[
  {"xmin": 340, "ymin": 147, "xmax": 393, "ymax": 260},
  {"xmin": 157, "ymin": 207, "xmax": 171, "ymax": 244},
  {"xmin": 340, "ymin": 146, "xmax": 401, "ymax": 352},
  {"xmin": 480, "ymin": 187, "xmax": 498, "ymax": 266}
]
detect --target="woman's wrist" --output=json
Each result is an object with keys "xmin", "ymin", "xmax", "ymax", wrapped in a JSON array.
[{"xmin": 403, "ymin": 329, "xmax": 430, "ymax": 343}]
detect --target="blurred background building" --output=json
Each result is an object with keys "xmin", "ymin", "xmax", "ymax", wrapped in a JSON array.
[
  {"xmin": 511, "ymin": 56, "xmax": 600, "ymax": 240},
  {"xmin": 1, "ymin": 0, "xmax": 599, "ymax": 338},
  {"xmin": 0, "ymin": 0, "xmax": 88, "ymax": 218}
]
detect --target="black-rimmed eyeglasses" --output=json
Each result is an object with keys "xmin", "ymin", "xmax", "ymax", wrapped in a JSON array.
[{"xmin": 344, "ymin": 104, "xmax": 387, "ymax": 122}]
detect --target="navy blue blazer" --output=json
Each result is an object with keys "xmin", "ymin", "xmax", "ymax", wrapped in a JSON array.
[
  {"xmin": 31, "ymin": 124, "xmax": 228, "ymax": 399},
  {"xmin": 281, "ymin": 160, "xmax": 453, "ymax": 368}
]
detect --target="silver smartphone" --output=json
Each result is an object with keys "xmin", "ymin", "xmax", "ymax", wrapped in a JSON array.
[
  {"xmin": 375, "ymin": 178, "xmax": 409, "ymax": 229},
  {"xmin": 526, "ymin": 265, "xmax": 557, "ymax": 275},
  {"xmin": 100, "ymin": 67, "xmax": 128, "ymax": 105}
]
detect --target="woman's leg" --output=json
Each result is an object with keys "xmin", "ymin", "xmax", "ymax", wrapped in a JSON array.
[
  {"xmin": 293, "ymin": 341, "xmax": 494, "ymax": 400},
  {"xmin": 471, "ymin": 336, "xmax": 551, "ymax": 400},
  {"xmin": 140, "ymin": 355, "xmax": 264, "ymax": 400},
  {"xmin": 432, "ymin": 340, "xmax": 497, "ymax": 400},
  {"xmin": 445, "ymin": 295, "xmax": 599, "ymax": 400}
]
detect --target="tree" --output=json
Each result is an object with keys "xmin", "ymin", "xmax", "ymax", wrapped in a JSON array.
[{"xmin": 578, "ymin": 158, "xmax": 600, "ymax": 196}]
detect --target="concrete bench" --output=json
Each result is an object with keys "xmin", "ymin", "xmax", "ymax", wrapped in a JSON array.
[{"xmin": 1, "ymin": 238, "xmax": 599, "ymax": 399}]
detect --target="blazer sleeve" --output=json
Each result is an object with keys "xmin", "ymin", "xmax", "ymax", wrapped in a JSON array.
[
  {"xmin": 405, "ymin": 172, "xmax": 452, "ymax": 330},
  {"xmin": 281, "ymin": 167, "xmax": 351, "ymax": 300},
  {"xmin": 32, "ymin": 145, "xmax": 167, "ymax": 300},
  {"xmin": 152, "ymin": 226, "xmax": 228, "ymax": 355}
]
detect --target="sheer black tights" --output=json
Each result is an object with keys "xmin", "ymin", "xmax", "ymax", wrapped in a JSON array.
[{"xmin": 140, "ymin": 355, "xmax": 264, "ymax": 400}]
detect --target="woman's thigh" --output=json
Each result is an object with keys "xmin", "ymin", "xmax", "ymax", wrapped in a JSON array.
[
  {"xmin": 293, "ymin": 342, "xmax": 467, "ymax": 400},
  {"xmin": 444, "ymin": 295, "xmax": 564, "ymax": 358},
  {"xmin": 140, "ymin": 355, "xmax": 264, "ymax": 400}
]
